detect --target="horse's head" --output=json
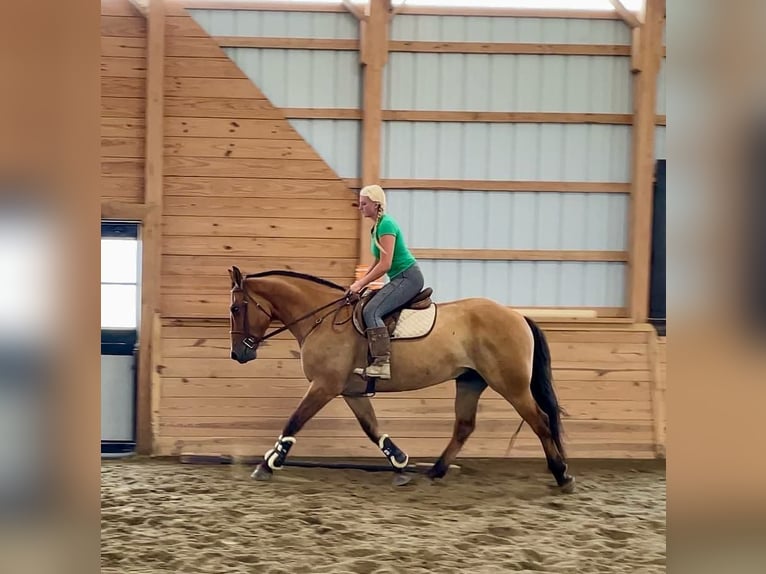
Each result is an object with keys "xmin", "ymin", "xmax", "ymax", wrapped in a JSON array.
[{"xmin": 228, "ymin": 266, "xmax": 273, "ymax": 364}]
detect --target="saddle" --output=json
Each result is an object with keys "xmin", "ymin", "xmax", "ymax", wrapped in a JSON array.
[{"xmin": 352, "ymin": 286, "xmax": 434, "ymax": 337}]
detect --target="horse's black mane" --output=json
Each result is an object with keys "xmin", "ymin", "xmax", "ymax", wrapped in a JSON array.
[{"xmin": 244, "ymin": 269, "xmax": 346, "ymax": 292}]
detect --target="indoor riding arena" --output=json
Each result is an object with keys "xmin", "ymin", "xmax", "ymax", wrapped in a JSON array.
[{"xmin": 100, "ymin": 0, "xmax": 667, "ymax": 572}]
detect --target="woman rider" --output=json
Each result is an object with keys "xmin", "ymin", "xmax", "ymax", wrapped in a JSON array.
[{"xmin": 348, "ymin": 184, "xmax": 424, "ymax": 379}]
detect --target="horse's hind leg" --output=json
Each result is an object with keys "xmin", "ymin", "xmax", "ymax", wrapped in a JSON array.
[
  {"xmin": 502, "ymin": 386, "xmax": 573, "ymax": 491},
  {"xmin": 426, "ymin": 371, "xmax": 487, "ymax": 480},
  {"xmin": 344, "ymin": 396, "xmax": 409, "ymax": 471}
]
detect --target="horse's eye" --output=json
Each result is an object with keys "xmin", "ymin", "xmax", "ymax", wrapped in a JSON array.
[{"xmin": 230, "ymin": 305, "xmax": 239, "ymax": 314}]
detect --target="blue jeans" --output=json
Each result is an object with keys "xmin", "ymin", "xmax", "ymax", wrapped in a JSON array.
[{"xmin": 363, "ymin": 264, "xmax": 425, "ymax": 329}]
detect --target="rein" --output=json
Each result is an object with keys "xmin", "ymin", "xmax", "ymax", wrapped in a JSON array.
[{"xmin": 232, "ymin": 288, "xmax": 357, "ymax": 349}]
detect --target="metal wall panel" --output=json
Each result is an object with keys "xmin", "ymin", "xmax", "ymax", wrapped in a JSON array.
[
  {"xmin": 390, "ymin": 15, "xmax": 631, "ymax": 44},
  {"xmin": 416, "ymin": 260, "xmax": 626, "ymax": 307},
  {"xmin": 189, "ymin": 9, "xmax": 358, "ymax": 39},
  {"xmin": 387, "ymin": 191, "xmax": 628, "ymax": 250},
  {"xmin": 385, "ymin": 53, "xmax": 632, "ymax": 113},
  {"xmin": 382, "ymin": 122, "xmax": 631, "ymax": 182}
]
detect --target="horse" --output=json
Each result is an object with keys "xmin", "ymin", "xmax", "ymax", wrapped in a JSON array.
[{"xmin": 227, "ymin": 266, "xmax": 575, "ymax": 493}]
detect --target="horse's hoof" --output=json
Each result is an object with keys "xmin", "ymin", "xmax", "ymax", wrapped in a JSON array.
[
  {"xmin": 560, "ymin": 476, "xmax": 576, "ymax": 494},
  {"xmin": 392, "ymin": 473, "xmax": 412, "ymax": 487},
  {"xmin": 251, "ymin": 465, "xmax": 273, "ymax": 481}
]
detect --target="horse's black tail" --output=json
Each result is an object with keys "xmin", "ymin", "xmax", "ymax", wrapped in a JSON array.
[{"xmin": 524, "ymin": 316, "xmax": 566, "ymax": 458}]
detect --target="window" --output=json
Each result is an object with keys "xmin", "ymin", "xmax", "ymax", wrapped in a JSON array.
[{"xmin": 101, "ymin": 223, "xmax": 140, "ymax": 330}]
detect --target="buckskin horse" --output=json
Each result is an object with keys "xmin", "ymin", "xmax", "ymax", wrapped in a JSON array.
[{"xmin": 227, "ymin": 267, "xmax": 575, "ymax": 493}]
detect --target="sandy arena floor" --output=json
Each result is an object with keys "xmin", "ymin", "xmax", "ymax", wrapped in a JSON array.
[{"xmin": 101, "ymin": 457, "xmax": 666, "ymax": 574}]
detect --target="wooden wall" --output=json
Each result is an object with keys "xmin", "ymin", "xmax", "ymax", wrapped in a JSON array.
[
  {"xmin": 158, "ymin": 321, "xmax": 666, "ymax": 459},
  {"xmin": 101, "ymin": 0, "xmax": 146, "ymax": 205},
  {"xmin": 160, "ymin": 11, "xmax": 359, "ymax": 317}
]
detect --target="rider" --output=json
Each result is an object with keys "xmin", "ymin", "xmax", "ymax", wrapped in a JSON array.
[{"xmin": 348, "ymin": 184, "xmax": 424, "ymax": 379}]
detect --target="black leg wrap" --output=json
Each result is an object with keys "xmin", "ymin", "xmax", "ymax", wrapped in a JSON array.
[
  {"xmin": 264, "ymin": 435, "xmax": 296, "ymax": 470},
  {"xmin": 378, "ymin": 434, "xmax": 409, "ymax": 469}
]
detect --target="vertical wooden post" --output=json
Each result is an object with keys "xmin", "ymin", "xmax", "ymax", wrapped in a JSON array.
[
  {"xmin": 136, "ymin": 0, "xmax": 164, "ymax": 454},
  {"xmin": 627, "ymin": 0, "xmax": 664, "ymax": 323},
  {"xmin": 357, "ymin": 0, "xmax": 391, "ymax": 268}
]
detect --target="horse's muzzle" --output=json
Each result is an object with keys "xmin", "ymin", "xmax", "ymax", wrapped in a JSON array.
[{"xmin": 230, "ymin": 346, "xmax": 256, "ymax": 364}]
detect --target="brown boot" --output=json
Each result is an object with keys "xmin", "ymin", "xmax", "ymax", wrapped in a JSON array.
[{"xmin": 354, "ymin": 326, "xmax": 391, "ymax": 379}]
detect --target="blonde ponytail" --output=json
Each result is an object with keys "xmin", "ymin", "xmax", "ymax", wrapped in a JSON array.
[{"xmin": 360, "ymin": 184, "xmax": 388, "ymax": 255}]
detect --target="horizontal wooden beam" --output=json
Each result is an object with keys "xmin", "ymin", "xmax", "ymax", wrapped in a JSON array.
[
  {"xmin": 177, "ymin": 2, "xmax": 622, "ymax": 19},
  {"xmin": 410, "ymin": 249, "xmax": 628, "ymax": 262},
  {"xmin": 389, "ymin": 41, "xmax": 631, "ymax": 56},
  {"xmin": 277, "ymin": 109, "xmax": 666, "ymax": 125},
  {"xmin": 101, "ymin": 199, "xmax": 150, "ymax": 221},
  {"xmin": 396, "ymin": 6, "xmax": 621, "ymax": 19},
  {"xmin": 283, "ymin": 108, "xmax": 362, "ymax": 120},
  {"xmin": 213, "ymin": 36, "xmax": 632, "ymax": 56},
  {"xmin": 215, "ymin": 36, "xmax": 357, "ymax": 50},
  {"xmin": 343, "ymin": 179, "xmax": 631, "ymax": 193},
  {"xmin": 384, "ymin": 110, "xmax": 633, "ymax": 124},
  {"xmin": 178, "ymin": 0, "xmax": 348, "ymax": 12}
]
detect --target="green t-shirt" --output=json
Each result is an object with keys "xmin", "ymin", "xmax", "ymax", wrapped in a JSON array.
[{"xmin": 371, "ymin": 214, "xmax": 417, "ymax": 278}]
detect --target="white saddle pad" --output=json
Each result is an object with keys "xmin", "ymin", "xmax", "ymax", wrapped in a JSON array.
[{"xmin": 392, "ymin": 304, "xmax": 437, "ymax": 340}]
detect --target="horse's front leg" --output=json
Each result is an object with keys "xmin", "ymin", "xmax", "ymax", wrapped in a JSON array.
[
  {"xmin": 343, "ymin": 396, "xmax": 411, "ymax": 485},
  {"xmin": 252, "ymin": 380, "xmax": 338, "ymax": 481}
]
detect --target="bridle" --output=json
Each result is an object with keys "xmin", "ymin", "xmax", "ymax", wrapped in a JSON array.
[{"xmin": 229, "ymin": 284, "xmax": 357, "ymax": 350}]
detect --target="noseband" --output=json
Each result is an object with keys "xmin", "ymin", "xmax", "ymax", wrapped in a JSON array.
[{"xmin": 230, "ymin": 286, "xmax": 355, "ymax": 349}]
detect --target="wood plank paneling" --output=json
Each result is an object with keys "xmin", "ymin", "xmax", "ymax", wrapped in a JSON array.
[
  {"xmin": 163, "ymin": 196, "xmax": 357, "ymax": 219},
  {"xmin": 164, "ymin": 176, "xmax": 354, "ymax": 199},
  {"xmin": 163, "ymin": 215, "xmax": 358, "ymax": 238},
  {"xmin": 101, "ymin": 97, "xmax": 145, "ymax": 118},
  {"xmin": 102, "ymin": 36, "xmax": 146, "ymax": 57},
  {"xmin": 102, "ymin": 76, "xmax": 146, "ymax": 98},
  {"xmin": 159, "ymin": 416, "xmax": 654, "ymax": 440},
  {"xmin": 100, "ymin": 3, "xmax": 146, "ymax": 204},
  {"xmin": 101, "ymin": 15, "xmax": 146, "ymax": 37},
  {"xmin": 164, "ymin": 137, "xmax": 318, "ymax": 160},
  {"xmin": 164, "ymin": 97, "xmax": 279, "ymax": 119},
  {"xmin": 158, "ymin": 436, "xmax": 655, "ymax": 459},
  {"xmin": 161, "ymin": 375, "xmax": 652, "ymax": 402},
  {"xmin": 162, "ymin": 236, "xmax": 357, "ymax": 258},
  {"xmin": 163, "ymin": 254, "xmax": 355, "ymax": 278},
  {"xmin": 166, "ymin": 77, "xmax": 265, "ymax": 98},
  {"xmin": 164, "ymin": 117, "xmax": 299, "ymax": 139},
  {"xmin": 159, "ymin": 395, "xmax": 652, "ymax": 420},
  {"xmin": 163, "ymin": 156, "xmax": 338, "ymax": 179}
]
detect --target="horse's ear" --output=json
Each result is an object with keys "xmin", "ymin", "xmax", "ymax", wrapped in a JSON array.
[{"xmin": 229, "ymin": 266, "xmax": 243, "ymax": 288}]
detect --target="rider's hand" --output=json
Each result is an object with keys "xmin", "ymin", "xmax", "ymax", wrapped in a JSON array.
[{"xmin": 348, "ymin": 280, "xmax": 364, "ymax": 294}]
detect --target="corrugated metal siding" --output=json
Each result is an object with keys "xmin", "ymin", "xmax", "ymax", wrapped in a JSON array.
[
  {"xmin": 188, "ymin": 9, "xmax": 358, "ymax": 38},
  {"xmin": 387, "ymin": 191, "xmax": 628, "ymax": 250},
  {"xmin": 390, "ymin": 15, "xmax": 631, "ymax": 44},
  {"xmin": 384, "ymin": 15, "xmax": 632, "ymax": 308},
  {"xmin": 416, "ymin": 260, "xmax": 626, "ymax": 307},
  {"xmin": 382, "ymin": 122, "xmax": 631, "ymax": 182},
  {"xmin": 385, "ymin": 53, "xmax": 632, "ymax": 113}
]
